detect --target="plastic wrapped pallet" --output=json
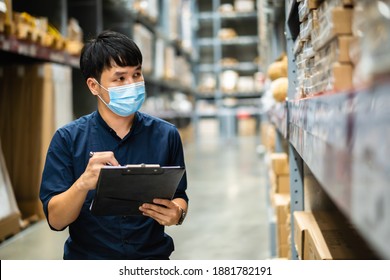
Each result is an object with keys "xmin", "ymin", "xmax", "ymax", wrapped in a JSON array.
[{"xmin": 311, "ymin": 4, "xmax": 353, "ymax": 51}]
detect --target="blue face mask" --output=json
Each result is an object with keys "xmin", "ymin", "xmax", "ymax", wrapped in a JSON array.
[{"xmin": 95, "ymin": 80, "xmax": 145, "ymax": 117}]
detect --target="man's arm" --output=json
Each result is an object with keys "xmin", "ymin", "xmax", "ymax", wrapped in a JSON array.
[{"xmin": 47, "ymin": 152, "xmax": 119, "ymax": 230}]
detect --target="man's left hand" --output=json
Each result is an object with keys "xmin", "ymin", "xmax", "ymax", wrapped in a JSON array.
[{"xmin": 139, "ymin": 199, "xmax": 182, "ymax": 226}]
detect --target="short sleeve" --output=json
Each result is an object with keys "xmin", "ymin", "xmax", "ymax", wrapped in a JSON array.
[
  {"xmin": 39, "ymin": 129, "xmax": 75, "ymax": 230},
  {"xmin": 168, "ymin": 126, "xmax": 188, "ymax": 203}
]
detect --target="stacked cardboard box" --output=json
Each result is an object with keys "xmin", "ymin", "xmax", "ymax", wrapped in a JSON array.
[
  {"xmin": 260, "ymin": 122, "xmax": 276, "ymax": 153},
  {"xmin": 272, "ymin": 193, "xmax": 291, "ymax": 258},
  {"xmin": 293, "ymin": 211, "xmax": 378, "ymax": 259},
  {"xmin": 295, "ymin": 0, "xmax": 355, "ymax": 98},
  {"xmin": 270, "ymin": 153, "xmax": 290, "ymax": 191},
  {"xmin": 269, "ymin": 152, "xmax": 291, "ymax": 258}
]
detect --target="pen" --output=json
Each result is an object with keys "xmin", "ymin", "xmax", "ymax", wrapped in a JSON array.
[{"xmin": 89, "ymin": 151, "xmax": 113, "ymax": 166}]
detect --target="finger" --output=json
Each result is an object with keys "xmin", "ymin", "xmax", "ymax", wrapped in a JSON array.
[
  {"xmin": 140, "ymin": 208, "xmax": 165, "ymax": 224},
  {"xmin": 90, "ymin": 151, "xmax": 119, "ymax": 166},
  {"xmin": 153, "ymin": 198, "xmax": 173, "ymax": 208},
  {"xmin": 140, "ymin": 203, "xmax": 166, "ymax": 215},
  {"xmin": 105, "ymin": 152, "xmax": 120, "ymax": 166},
  {"xmin": 140, "ymin": 205, "xmax": 171, "ymax": 225}
]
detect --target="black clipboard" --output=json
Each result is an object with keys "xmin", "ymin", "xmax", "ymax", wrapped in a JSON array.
[{"xmin": 90, "ymin": 164, "xmax": 185, "ymax": 216}]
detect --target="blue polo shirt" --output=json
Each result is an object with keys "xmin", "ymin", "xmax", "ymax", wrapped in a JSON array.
[{"xmin": 39, "ymin": 111, "xmax": 188, "ymax": 260}]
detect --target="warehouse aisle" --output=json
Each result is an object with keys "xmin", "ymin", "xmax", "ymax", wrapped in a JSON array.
[
  {"xmin": 167, "ymin": 123, "xmax": 270, "ymax": 260},
  {"xmin": 0, "ymin": 121, "xmax": 270, "ymax": 260}
]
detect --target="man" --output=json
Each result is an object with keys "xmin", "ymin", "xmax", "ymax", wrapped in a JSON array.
[{"xmin": 39, "ymin": 30, "xmax": 188, "ymax": 260}]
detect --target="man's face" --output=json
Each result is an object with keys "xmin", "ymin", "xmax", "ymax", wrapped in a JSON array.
[
  {"xmin": 97, "ymin": 63, "xmax": 144, "ymax": 103},
  {"xmin": 101, "ymin": 63, "xmax": 143, "ymax": 88}
]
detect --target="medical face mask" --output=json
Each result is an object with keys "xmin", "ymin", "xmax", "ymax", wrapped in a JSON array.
[{"xmin": 95, "ymin": 80, "xmax": 145, "ymax": 117}]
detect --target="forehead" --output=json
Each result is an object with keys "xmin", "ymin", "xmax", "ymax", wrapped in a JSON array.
[{"xmin": 102, "ymin": 63, "xmax": 142, "ymax": 76}]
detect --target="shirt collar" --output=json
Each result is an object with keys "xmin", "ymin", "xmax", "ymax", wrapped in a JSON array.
[{"xmin": 94, "ymin": 110, "xmax": 143, "ymax": 139}]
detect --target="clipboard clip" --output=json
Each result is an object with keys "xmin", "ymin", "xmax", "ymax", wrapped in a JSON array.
[
  {"xmin": 125, "ymin": 164, "xmax": 160, "ymax": 168},
  {"xmin": 122, "ymin": 164, "xmax": 163, "ymax": 175}
]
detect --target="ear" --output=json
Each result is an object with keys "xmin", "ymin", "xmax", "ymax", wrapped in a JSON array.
[{"xmin": 86, "ymin": 78, "xmax": 100, "ymax": 96}]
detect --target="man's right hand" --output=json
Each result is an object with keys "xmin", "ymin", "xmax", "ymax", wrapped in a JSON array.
[{"xmin": 77, "ymin": 151, "xmax": 120, "ymax": 191}]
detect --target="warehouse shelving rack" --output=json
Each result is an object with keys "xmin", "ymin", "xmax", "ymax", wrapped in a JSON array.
[
  {"xmin": 0, "ymin": 0, "xmax": 195, "ymax": 127},
  {"xmin": 0, "ymin": 34, "xmax": 79, "ymax": 67},
  {"xmin": 266, "ymin": 0, "xmax": 390, "ymax": 259},
  {"xmin": 193, "ymin": 0, "xmax": 263, "ymax": 139}
]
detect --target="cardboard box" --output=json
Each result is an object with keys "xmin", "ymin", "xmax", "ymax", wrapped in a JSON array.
[
  {"xmin": 313, "ymin": 7, "xmax": 353, "ymax": 51},
  {"xmin": 299, "ymin": 0, "xmax": 321, "ymax": 22},
  {"xmin": 279, "ymin": 223, "xmax": 290, "ymax": 246},
  {"xmin": 274, "ymin": 193, "xmax": 291, "ymax": 258},
  {"xmin": 332, "ymin": 62, "xmax": 353, "ymax": 91},
  {"xmin": 337, "ymin": 36, "xmax": 355, "ymax": 63},
  {"xmin": 295, "ymin": 211, "xmax": 378, "ymax": 260},
  {"xmin": 279, "ymin": 243, "xmax": 290, "ymax": 259},
  {"xmin": 328, "ymin": 7, "xmax": 352, "ymax": 34},
  {"xmin": 274, "ymin": 193, "xmax": 290, "ymax": 225},
  {"xmin": 305, "ymin": 228, "xmax": 356, "ymax": 260},
  {"xmin": 308, "ymin": 212, "xmax": 378, "ymax": 259},
  {"xmin": 318, "ymin": 35, "xmax": 355, "ymax": 64},
  {"xmin": 277, "ymin": 175, "xmax": 290, "ymax": 193},
  {"xmin": 269, "ymin": 171, "xmax": 277, "ymax": 204},
  {"xmin": 260, "ymin": 122, "xmax": 276, "ymax": 152},
  {"xmin": 293, "ymin": 211, "xmax": 317, "ymax": 259},
  {"xmin": 270, "ymin": 153, "xmax": 289, "ymax": 175}
]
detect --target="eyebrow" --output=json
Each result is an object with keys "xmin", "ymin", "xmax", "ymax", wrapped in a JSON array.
[{"xmin": 112, "ymin": 65, "xmax": 142, "ymax": 77}]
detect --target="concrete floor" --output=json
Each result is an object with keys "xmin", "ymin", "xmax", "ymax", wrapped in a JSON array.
[{"xmin": 0, "ymin": 120, "xmax": 271, "ymax": 260}]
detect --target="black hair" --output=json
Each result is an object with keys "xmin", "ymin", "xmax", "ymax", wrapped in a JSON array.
[{"xmin": 80, "ymin": 30, "xmax": 143, "ymax": 81}]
